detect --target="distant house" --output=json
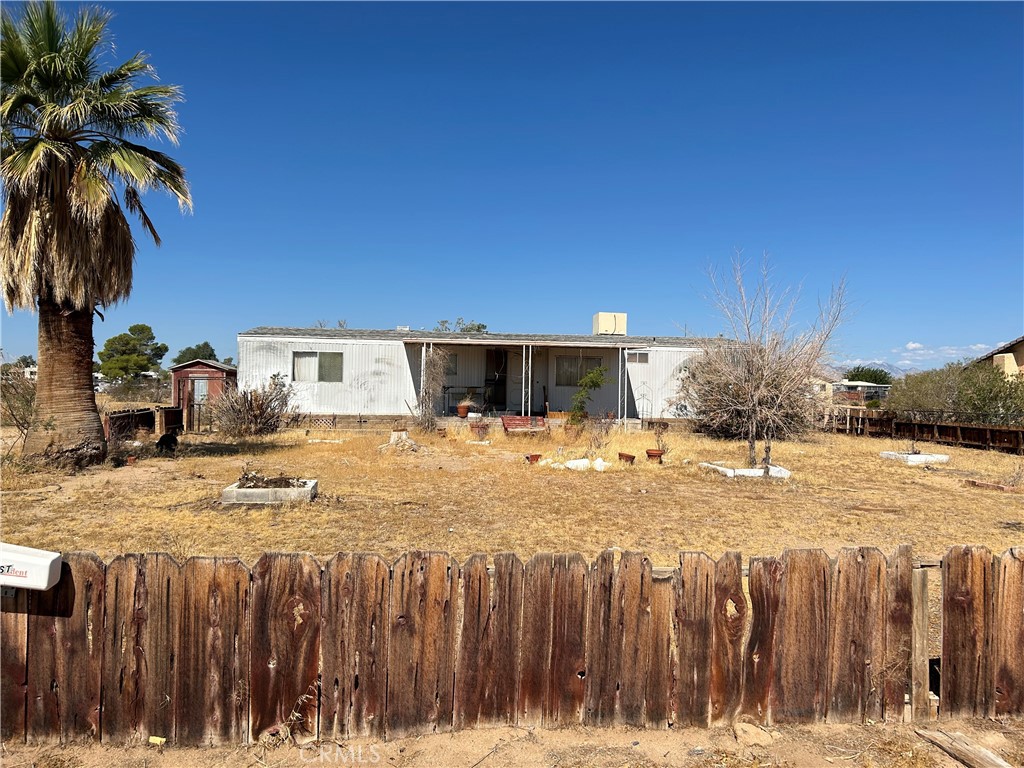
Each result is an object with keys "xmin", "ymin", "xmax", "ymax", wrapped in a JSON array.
[
  {"xmin": 972, "ymin": 335, "xmax": 1024, "ymax": 378},
  {"xmin": 23, "ymin": 365, "xmax": 37, "ymax": 381},
  {"xmin": 238, "ymin": 314, "xmax": 706, "ymax": 421},
  {"xmin": 832, "ymin": 379, "xmax": 891, "ymax": 405}
]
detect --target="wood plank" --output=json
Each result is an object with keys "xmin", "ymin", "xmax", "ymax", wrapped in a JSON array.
[
  {"xmin": 320, "ymin": 553, "xmax": 390, "ymax": 740},
  {"xmin": 176, "ymin": 557, "xmax": 250, "ymax": 746},
  {"xmin": 911, "ymin": 567, "xmax": 930, "ymax": 721},
  {"xmin": 583, "ymin": 550, "xmax": 618, "ymax": 726},
  {"xmin": 100, "ymin": 554, "xmax": 143, "ymax": 743},
  {"xmin": 884, "ymin": 545, "xmax": 913, "ymax": 722},
  {"xmin": 386, "ymin": 551, "xmax": 459, "ymax": 738},
  {"xmin": 827, "ymin": 547, "xmax": 887, "ymax": 723},
  {"xmin": 250, "ymin": 553, "xmax": 322, "ymax": 744},
  {"xmin": 992, "ymin": 548, "xmax": 1024, "ymax": 717},
  {"xmin": 139, "ymin": 553, "xmax": 183, "ymax": 743},
  {"xmin": 518, "ymin": 553, "xmax": 553, "ymax": 727},
  {"xmin": 0, "ymin": 586, "xmax": 29, "ymax": 742},
  {"xmin": 916, "ymin": 729, "xmax": 1014, "ymax": 768},
  {"xmin": 615, "ymin": 552, "xmax": 653, "ymax": 727},
  {"xmin": 740, "ymin": 557, "xmax": 783, "ymax": 724},
  {"xmin": 770, "ymin": 549, "xmax": 830, "ymax": 724},
  {"xmin": 646, "ymin": 575, "xmax": 675, "ymax": 729},
  {"xmin": 454, "ymin": 553, "xmax": 524, "ymax": 730},
  {"xmin": 546, "ymin": 553, "xmax": 588, "ymax": 727},
  {"xmin": 941, "ymin": 545, "xmax": 994, "ymax": 718},
  {"xmin": 27, "ymin": 552, "xmax": 105, "ymax": 743},
  {"xmin": 675, "ymin": 552, "xmax": 714, "ymax": 727},
  {"xmin": 710, "ymin": 551, "xmax": 746, "ymax": 724}
]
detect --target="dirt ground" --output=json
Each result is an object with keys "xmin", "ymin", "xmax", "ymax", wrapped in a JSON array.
[
  {"xmin": 2, "ymin": 425, "xmax": 1022, "ymax": 566},
  {"xmin": 3, "ymin": 719, "xmax": 1023, "ymax": 768}
]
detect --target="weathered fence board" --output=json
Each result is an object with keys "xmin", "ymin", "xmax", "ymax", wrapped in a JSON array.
[
  {"xmin": 321, "ymin": 553, "xmax": 391, "ymax": 740},
  {"xmin": 455, "ymin": 553, "xmax": 524, "ymax": 730},
  {"xmin": 518, "ymin": 553, "xmax": 553, "ymax": 726},
  {"xmin": 740, "ymin": 557, "xmax": 782, "ymax": 723},
  {"xmin": 884, "ymin": 545, "xmax": 914, "ymax": 722},
  {"xmin": 27, "ymin": 552, "xmax": 105, "ymax": 743},
  {"xmin": 942, "ymin": 546, "xmax": 994, "ymax": 718},
  {"xmin": 710, "ymin": 551, "xmax": 746, "ymax": 724},
  {"xmin": 1, "ymin": 586, "xmax": 29, "ymax": 742},
  {"xmin": 250, "ymin": 553, "xmax": 321, "ymax": 743},
  {"xmin": 675, "ymin": 552, "xmax": 715, "ymax": 727},
  {"xmin": 176, "ymin": 558, "xmax": 250, "ymax": 746},
  {"xmin": 992, "ymin": 548, "xmax": 1023, "ymax": 717},
  {"xmin": 827, "ymin": 547, "xmax": 887, "ymax": 723},
  {"xmin": 646, "ymin": 575, "xmax": 675, "ymax": 728},
  {"xmin": 5, "ymin": 544, "xmax": 1024, "ymax": 746},
  {"xmin": 771, "ymin": 549, "xmax": 831, "ymax": 724},
  {"xmin": 386, "ymin": 552, "xmax": 459, "ymax": 738},
  {"xmin": 546, "ymin": 553, "xmax": 588, "ymax": 726}
]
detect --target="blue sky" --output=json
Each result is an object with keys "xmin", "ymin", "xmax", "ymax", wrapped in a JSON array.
[{"xmin": 3, "ymin": 1, "xmax": 1022, "ymax": 369}]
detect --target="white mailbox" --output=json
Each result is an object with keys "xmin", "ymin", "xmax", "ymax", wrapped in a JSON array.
[{"xmin": 0, "ymin": 542, "xmax": 62, "ymax": 591}]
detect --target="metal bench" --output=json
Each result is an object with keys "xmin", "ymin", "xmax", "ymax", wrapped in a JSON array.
[{"xmin": 500, "ymin": 415, "xmax": 548, "ymax": 435}]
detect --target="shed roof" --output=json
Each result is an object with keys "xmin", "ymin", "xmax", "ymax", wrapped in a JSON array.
[
  {"xmin": 238, "ymin": 326, "xmax": 711, "ymax": 349},
  {"xmin": 168, "ymin": 359, "xmax": 237, "ymax": 372}
]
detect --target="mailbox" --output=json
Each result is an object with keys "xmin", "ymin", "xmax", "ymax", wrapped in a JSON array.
[{"xmin": 0, "ymin": 542, "xmax": 62, "ymax": 591}]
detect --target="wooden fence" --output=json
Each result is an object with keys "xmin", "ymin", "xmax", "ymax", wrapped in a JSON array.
[
  {"xmin": 824, "ymin": 408, "xmax": 1024, "ymax": 453},
  {"xmin": 1, "ymin": 546, "xmax": 1021, "ymax": 746}
]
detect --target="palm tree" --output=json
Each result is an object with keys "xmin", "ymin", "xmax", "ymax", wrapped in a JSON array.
[{"xmin": 1, "ymin": 1, "xmax": 191, "ymax": 466}]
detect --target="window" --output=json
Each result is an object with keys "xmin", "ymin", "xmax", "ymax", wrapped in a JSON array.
[
  {"xmin": 446, "ymin": 354, "xmax": 458, "ymax": 376},
  {"xmin": 555, "ymin": 356, "xmax": 602, "ymax": 386},
  {"xmin": 293, "ymin": 351, "xmax": 343, "ymax": 382},
  {"xmin": 626, "ymin": 352, "xmax": 649, "ymax": 364}
]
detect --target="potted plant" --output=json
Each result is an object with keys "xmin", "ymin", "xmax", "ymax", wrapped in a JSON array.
[
  {"xmin": 456, "ymin": 395, "xmax": 478, "ymax": 419},
  {"xmin": 647, "ymin": 422, "xmax": 668, "ymax": 463}
]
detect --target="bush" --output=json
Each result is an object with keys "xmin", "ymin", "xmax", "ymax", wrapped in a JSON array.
[
  {"xmin": 1, "ymin": 367, "xmax": 36, "ymax": 455},
  {"xmin": 208, "ymin": 375, "xmax": 296, "ymax": 437},
  {"xmin": 885, "ymin": 362, "xmax": 1024, "ymax": 424}
]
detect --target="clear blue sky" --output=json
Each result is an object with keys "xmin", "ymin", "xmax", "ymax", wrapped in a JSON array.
[{"xmin": 3, "ymin": 1, "xmax": 1022, "ymax": 370}]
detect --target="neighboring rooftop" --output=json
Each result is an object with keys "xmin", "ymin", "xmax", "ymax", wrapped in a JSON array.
[
  {"xmin": 239, "ymin": 326, "xmax": 712, "ymax": 348},
  {"xmin": 972, "ymin": 334, "xmax": 1024, "ymax": 365}
]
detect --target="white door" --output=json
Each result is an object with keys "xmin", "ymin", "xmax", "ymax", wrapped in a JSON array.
[{"xmin": 507, "ymin": 350, "xmax": 524, "ymax": 413}]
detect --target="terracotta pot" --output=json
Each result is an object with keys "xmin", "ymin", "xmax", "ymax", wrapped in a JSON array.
[
  {"xmin": 646, "ymin": 449, "xmax": 665, "ymax": 463},
  {"xmin": 526, "ymin": 454, "xmax": 542, "ymax": 464},
  {"xmin": 618, "ymin": 452, "xmax": 635, "ymax": 465},
  {"xmin": 457, "ymin": 404, "xmax": 471, "ymax": 418}
]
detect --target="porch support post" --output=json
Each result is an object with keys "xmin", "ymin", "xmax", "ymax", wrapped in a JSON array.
[
  {"xmin": 618, "ymin": 347, "xmax": 624, "ymax": 421},
  {"xmin": 521, "ymin": 344, "xmax": 527, "ymax": 416},
  {"xmin": 527, "ymin": 345, "xmax": 533, "ymax": 417}
]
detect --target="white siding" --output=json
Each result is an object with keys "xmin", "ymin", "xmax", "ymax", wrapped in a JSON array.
[
  {"xmin": 545, "ymin": 347, "xmax": 621, "ymax": 415},
  {"xmin": 238, "ymin": 336, "xmax": 416, "ymax": 415},
  {"xmin": 626, "ymin": 347, "xmax": 701, "ymax": 419}
]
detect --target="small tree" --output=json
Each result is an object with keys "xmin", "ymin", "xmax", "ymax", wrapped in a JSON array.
[
  {"xmin": 844, "ymin": 365, "xmax": 894, "ymax": 385},
  {"xmin": 678, "ymin": 252, "xmax": 847, "ymax": 469},
  {"xmin": 0, "ymin": 356, "xmax": 36, "ymax": 457},
  {"xmin": 435, "ymin": 318, "xmax": 487, "ymax": 333},
  {"xmin": 886, "ymin": 362, "xmax": 1024, "ymax": 424},
  {"xmin": 172, "ymin": 342, "xmax": 218, "ymax": 365},
  {"xmin": 569, "ymin": 366, "xmax": 610, "ymax": 425}
]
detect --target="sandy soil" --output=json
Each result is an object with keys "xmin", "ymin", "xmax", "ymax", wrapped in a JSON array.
[{"xmin": 3, "ymin": 720, "xmax": 1023, "ymax": 768}]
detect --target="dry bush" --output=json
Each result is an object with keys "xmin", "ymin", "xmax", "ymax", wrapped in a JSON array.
[
  {"xmin": 0, "ymin": 367, "xmax": 35, "ymax": 457},
  {"xmin": 415, "ymin": 347, "xmax": 450, "ymax": 432},
  {"xmin": 207, "ymin": 375, "xmax": 295, "ymax": 437}
]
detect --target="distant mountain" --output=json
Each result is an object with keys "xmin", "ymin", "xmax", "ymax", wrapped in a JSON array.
[{"xmin": 833, "ymin": 360, "xmax": 921, "ymax": 380}]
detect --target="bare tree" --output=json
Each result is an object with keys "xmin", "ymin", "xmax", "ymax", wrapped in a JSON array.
[
  {"xmin": 416, "ymin": 346, "xmax": 451, "ymax": 431},
  {"xmin": 678, "ymin": 252, "xmax": 847, "ymax": 470}
]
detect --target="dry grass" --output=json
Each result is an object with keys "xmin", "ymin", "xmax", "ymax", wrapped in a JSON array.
[{"xmin": 2, "ymin": 423, "xmax": 1022, "ymax": 567}]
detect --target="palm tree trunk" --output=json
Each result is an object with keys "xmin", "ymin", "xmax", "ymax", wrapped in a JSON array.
[{"xmin": 22, "ymin": 297, "xmax": 106, "ymax": 466}]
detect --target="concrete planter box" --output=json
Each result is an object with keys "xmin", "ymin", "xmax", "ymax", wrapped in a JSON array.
[
  {"xmin": 880, "ymin": 452, "xmax": 949, "ymax": 466},
  {"xmin": 699, "ymin": 462, "xmax": 792, "ymax": 479},
  {"xmin": 221, "ymin": 479, "xmax": 318, "ymax": 505}
]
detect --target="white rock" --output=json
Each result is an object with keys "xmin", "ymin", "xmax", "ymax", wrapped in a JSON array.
[
  {"xmin": 880, "ymin": 451, "xmax": 949, "ymax": 465},
  {"xmin": 699, "ymin": 462, "xmax": 791, "ymax": 479},
  {"xmin": 592, "ymin": 458, "xmax": 610, "ymax": 472},
  {"xmin": 734, "ymin": 722, "xmax": 773, "ymax": 748},
  {"xmin": 564, "ymin": 458, "xmax": 591, "ymax": 471},
  {"xmin": 549, "ymin": 462, "xmax": 565, "ymax": 470}
]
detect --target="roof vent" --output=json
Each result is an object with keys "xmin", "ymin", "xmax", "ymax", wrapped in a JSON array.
[
  {"xmin": 592, "ymin": 312, "xmax": 627, "ymax": 336},
  {"xmin": 396, "ymin": 325, "xmax": 410, "ymax": 332}
]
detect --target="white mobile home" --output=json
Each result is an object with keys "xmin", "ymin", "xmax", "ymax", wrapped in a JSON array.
[{"xmin": 238, "ymin": 321, "xmax": 704, "ymax": 420}]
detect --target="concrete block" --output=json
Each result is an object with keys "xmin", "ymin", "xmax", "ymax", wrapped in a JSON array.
[
  {"xmin": 221, "ymin": 479, "xmax": 318, "ymax": 505},
  {"xmin": 880, "ymin": 452, "xmax": 949, "ymax": 465}
]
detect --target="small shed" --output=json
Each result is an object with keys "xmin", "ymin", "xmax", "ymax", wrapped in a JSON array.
[{"xmin": 169, "ymin": 359, "xmax": 237, "ymax": 431}]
